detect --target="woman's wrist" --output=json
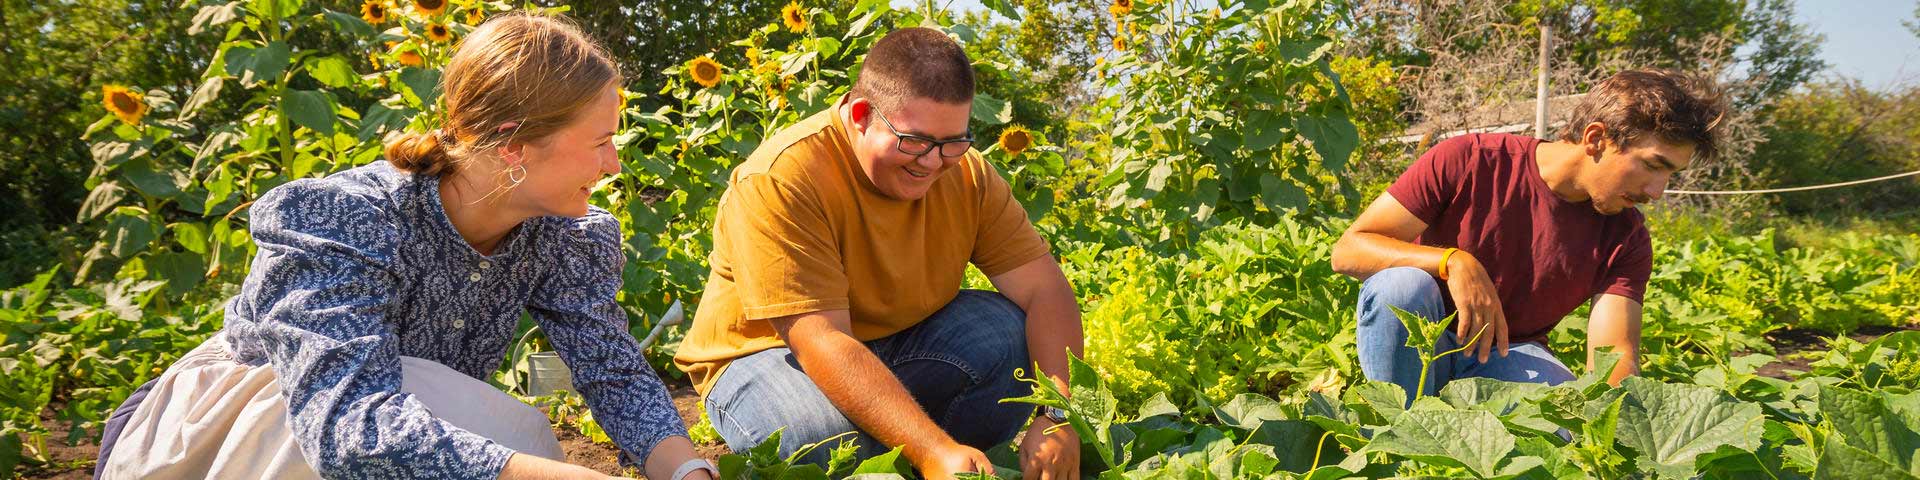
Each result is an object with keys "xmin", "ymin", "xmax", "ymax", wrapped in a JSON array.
[{"xmin": 670, "ymin": 458, "xmax": 717, "ymax": 480}]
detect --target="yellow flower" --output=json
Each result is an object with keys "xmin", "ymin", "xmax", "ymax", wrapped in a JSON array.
[
  {"xmin": 1109, "ymin": 0, "xmax": 1134, "ymax": 16},
  {"xmin": 781, "ymin": 1, "xmax": 808, "ymax": 33},
  {"xmin": 745, "ymin": 46, "xmax": 762, "ymax": 68},
  {"xmin": 688, "ymin": 56, "xmax": 724, "ymax": 88},
  {"xmin": 367, "ymin": 50, "xmax": 383, "ymax": 69},
  {"xmin": 361, "ymin": 0, "xmax": 391, "ymax": 24},
  {"xmin": 425, "ymin": 22, "xmax": 452, "ymax": 43},
  {"xmin": 466, "ymin": 8, "xmax": 485, "ymax": 26},
  {"xmin": 101, "ymin": 85, "xmax": 148, "ymax": 125},
  {"xmin": 413, "ymin": 0, "xmax": 446, "ymax": 16},
  {"xmin": 1305, "ymin": 368, "xmax": 1345, "ymax": 396},
  {"xmin": 398, "ymin": 50, "xmax": 424, "ymax": 67},
  {"xmin": 997, "ymin": 125, "xmax": 1033, "ymax": 157},
  {"xmin": 1112, "ymin": 35, "xmax": 1128, "ymax": 52}
]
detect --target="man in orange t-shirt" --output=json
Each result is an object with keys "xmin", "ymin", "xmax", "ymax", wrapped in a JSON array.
[{"xmin": 672, "ymin": 28, "xmax": 1084, "ymax": 480}]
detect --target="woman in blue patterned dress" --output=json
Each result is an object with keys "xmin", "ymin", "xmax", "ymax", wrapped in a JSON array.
[{"xmin": 94, "ymin": 13, "xmax": 714, "ymax": 480}]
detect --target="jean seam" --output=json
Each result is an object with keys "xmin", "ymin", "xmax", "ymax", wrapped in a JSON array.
[{"xmin": 888, "ymin": 351, "xmax": 983, "ymax": 386}]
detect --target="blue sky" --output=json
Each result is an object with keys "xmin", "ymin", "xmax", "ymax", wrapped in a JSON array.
[{"xmin": 897, "ymin": 0, "xmax": 1920, "ymax": 89}]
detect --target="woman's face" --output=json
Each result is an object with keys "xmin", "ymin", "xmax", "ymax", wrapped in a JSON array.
[{"xmin": 510, "ymin": 86, "xmax": 622, "ymax": 218}]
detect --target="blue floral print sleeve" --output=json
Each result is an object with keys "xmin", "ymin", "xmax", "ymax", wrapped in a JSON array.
[
  {"xmin": 528, "ymin": 211, "xmax": 688, "ymax": 466},
  {"xmin": 220, "ymin": 162, "xmax": 686, "ymax": 479}
]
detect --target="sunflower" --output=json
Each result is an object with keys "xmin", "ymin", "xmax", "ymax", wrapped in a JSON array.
[
  {"xmin": 101, "ymin": 85, "xmax": 148, "ymax": 125},
  {"xmin": 687, "ymin": 56, "xmax": 724, "ymax": 88},
  {"xmin": 1109, "ymin": 0, "xmax": 1134, "ymax": 16},
  {"xmin": 781, "ymin": 1, "xmax": 808, "ymax": 33},
  {"xmin": 745, "ymin": 46, "xmax": 763, "ymax": 68},
  {"xmin": 367, "ymin": 50, "xmax": 383, "ymax": 69},
  {"xmin": 413, "ymin": 0, "xmax": 446, "ymax": 16},
  {"xmin": 1112, "ymin": 35, "xmax": 1128, "ymax": 52},
  {"xmin": 997, "ymin": 125, "xmax": 1033, "ymax": 157},
  {"xmin": 465, "ymin": 8, "xmax": 485, "ymax": 25},
  {"xmin": 361, "ymin": 0, "xmax": 391, "ymax": 24},
  {"xmin": 398, "ymin": 50, "xmax": 424, "ymax": 67},
  {"xmin": 425, "ymin": 22, "xmax": 452, "ymax": 43}
]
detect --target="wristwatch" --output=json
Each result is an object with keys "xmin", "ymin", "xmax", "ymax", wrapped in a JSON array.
[{"xmin": 1040, "ymin": 406, "xmax": 1069, "ymax": 424}]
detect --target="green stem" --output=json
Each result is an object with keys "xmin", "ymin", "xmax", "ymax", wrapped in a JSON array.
[
  {"xmin": 1414, "ymin": 324, "xmax": 1490, "ymax": 402},
  {"xmin": 264, "ymin": 12, "xmax": 294, "ymax": 171},
  {"xmin": 1308, "ymin": 430, "xmax": 1334, "ymax": 471}
]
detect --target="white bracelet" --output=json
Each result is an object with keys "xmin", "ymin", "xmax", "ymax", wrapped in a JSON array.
[{"xmin": 671, "ymin": 458, "xmax": 718, "ymax": 480}]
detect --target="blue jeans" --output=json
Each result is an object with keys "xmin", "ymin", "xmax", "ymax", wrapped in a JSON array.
[
  {"xmin": 704, "ymin": 290, "xmax": 1035, "ymax": 466},
  {"xmin": 1355, "ymin": 267, "xmax": 1576, "ymax": 406}
]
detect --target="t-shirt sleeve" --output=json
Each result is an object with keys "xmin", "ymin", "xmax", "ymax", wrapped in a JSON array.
[
  {"xmin": 1385, "ymin": 135, "xmax": 1475, "ymax": 225},
  {"xmin": 970, "ymin": 159, "xmax": 1051, "ymax": 276},
  {"xmin": 717, "ymin": 173, "xmax": 851, "ymax": 320},
  {"xmin": 1597, "ymin": 223, "xmax": 1653, "ymax": 303}
]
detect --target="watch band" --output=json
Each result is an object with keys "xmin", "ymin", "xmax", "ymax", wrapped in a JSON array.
[
  {"xmin": 671, "ymin": 458, "xmax": 718, "ymax": 480},
  {"xmin": 1043, "ymin": 406, "xmax": 1069, "ymax": 423}
]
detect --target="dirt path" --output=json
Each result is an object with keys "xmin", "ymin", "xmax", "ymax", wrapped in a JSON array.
[
  {"xmin": 1753, "ymin": 324, "xmax": 1920, "ymax": 380},
  {"xmin": 559, "ymin": 384, "xmax": 730, "ymax": 477}
]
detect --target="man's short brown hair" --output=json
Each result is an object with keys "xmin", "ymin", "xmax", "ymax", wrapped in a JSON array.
[
  {"xmin": 848, "ymin": 27, "xmax": 974, "ymax": 114},
  {"xmin": 1556, "ymin": 69, "xmax": 1728, "ymax": 161}
]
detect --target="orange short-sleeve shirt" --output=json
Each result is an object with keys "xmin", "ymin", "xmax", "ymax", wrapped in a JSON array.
[{"xmin": 673, "ymin": 104, "xmax": 1051, "ymax": 396}]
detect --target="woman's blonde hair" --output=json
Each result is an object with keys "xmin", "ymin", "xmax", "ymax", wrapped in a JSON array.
[{"xmin": 385, "ymin": 12, "xmax": 621, "ymax": 176}]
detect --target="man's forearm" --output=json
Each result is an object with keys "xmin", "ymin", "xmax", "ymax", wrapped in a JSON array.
[
  {"xmin": 1331, "ymin": 231, "xmax": 1452, "ymax": 281},
  {"xmin": 1589, "ymin": 343, "xmax": 1640, "ymax": 386},
  {"xmin": 1024, "ymin": 295, "xmax": 1085, "ymax": 395},
  {"xmin": 790, "ymin": 333, "xmax": 957, "ymax": 461}
]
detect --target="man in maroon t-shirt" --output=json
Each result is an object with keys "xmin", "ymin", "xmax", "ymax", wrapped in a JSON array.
[{"xmin": 1331, "ymin": 70, "xmax": 1726, "ymax": 403}]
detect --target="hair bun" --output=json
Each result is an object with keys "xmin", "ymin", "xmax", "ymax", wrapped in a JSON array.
[{"xmin": 385, "ymin": 130, "xmax": 453, "ymax": 176}]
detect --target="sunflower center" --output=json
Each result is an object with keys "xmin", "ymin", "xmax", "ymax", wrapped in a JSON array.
[
  {"xmin": 416, "ymin": 0, "xmax": 443, "ymax": 10},
  {"xmin": 1006, "ymin": 132, "xmax": 1031, "ymax": 151},
  {"xmin": 109, "ymin": 92, "xmax": 140, "ymax": 113},
  {"xmin": 696, "ymin": 63, "xmax": 718, "ymax": 79}
]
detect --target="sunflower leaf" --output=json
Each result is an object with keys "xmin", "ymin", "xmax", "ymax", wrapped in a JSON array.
[
  {"xmin": 980, "ymin": 0, "xmax": 1023, "ymax": 21},
  {"xmin": 321, "ymin": 9, "xmax": 375, "ymax": 37},
  {"xmin": 304, "ymin": 55, "xmax": 356, "ymax": 89},
  {"xmin": 280, "ymin": 89, "xmax": 335, "ymax": 136},
  {"xmin": 225, "ymin": 41, "xmax": 290, "ymax": 87},
  {"xmin": 189, "ymin": 2, "xmax": 242, "ymax": 36},
  {"xmin": 971, "ymin": 92, "xmax": 1012, "ymax": 126}
]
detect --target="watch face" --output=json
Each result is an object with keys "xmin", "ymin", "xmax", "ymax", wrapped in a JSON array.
[{"xmin": 1046, "ymin": 407, "xmax": 1069, "ymax": 422}]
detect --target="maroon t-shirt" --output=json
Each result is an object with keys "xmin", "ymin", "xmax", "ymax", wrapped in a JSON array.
[{"xmin": 1386, "ymin": 133, "xmax": 1652, "ymax": 346}]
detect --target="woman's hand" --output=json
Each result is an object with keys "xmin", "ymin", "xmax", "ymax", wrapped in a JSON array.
[{"xmin": 1443, "ymin": 251, "xmax": 1508, "ymax": 362}]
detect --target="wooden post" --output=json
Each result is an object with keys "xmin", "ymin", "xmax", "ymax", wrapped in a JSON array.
[{"xmin": 1536, "ymin": 22, "xmax": 1551, "ymax": 139}]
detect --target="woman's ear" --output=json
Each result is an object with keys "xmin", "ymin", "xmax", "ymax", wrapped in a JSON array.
[{"xmin": 495, "ymin": 121, "xmax": 526, "ymax": 166}]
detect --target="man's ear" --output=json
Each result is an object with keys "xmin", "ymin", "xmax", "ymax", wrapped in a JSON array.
[
  {"xmin": 1579, "ymin": 122, "xmax": 1610, "ymax": 162},
  {"xmin": 845, "ymin": 97, "xmax": 872, "ymax": 134}
]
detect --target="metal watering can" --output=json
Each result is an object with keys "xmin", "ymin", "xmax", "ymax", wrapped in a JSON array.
[{"xmin": 513, "ymin": 300, "xmax": 685, "ymax": 396}]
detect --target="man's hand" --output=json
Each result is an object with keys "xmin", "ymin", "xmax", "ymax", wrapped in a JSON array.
[
  {"xmin": 1443, "ymin": 251, "xmax": 1509, "ymax": 363},
  {"xmin": 912, "ymin": 441, "xmax": 994, "ymax": 480},
  {"xmin": 1019, "ymin": 418, "xmax": 1081, "ymax": 480}
]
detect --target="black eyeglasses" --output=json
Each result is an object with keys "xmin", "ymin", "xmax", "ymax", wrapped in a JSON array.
[{"xmin": 873, "ymin": 111, "xmax": 973, "ymax": 158}]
